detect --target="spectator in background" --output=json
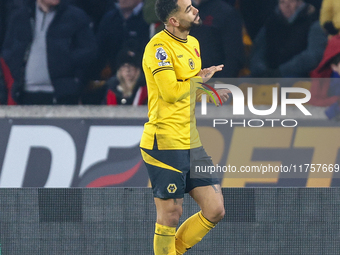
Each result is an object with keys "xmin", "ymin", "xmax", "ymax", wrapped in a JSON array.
[
  {"xmin": 310, "ymin": 34, "xmax": 340, "ymax": 106},
  {"xmin": 319, "ymin": 0, "xmax": 340, "ymax": 36},
  {"xmin": 69, "ymin": 0, "xmax": 115, "ymax": 32},
  {"xmin": 239, "ymin": 0, "xmax": 322, "ymax": 41},
  {"xmin": 96, "ymin": 0, "xmax": 149, "ymax": 78},
  {"xmin": 190, "ymin": 0, "xmax": 245, "ymax": 77},
  {"xmin": 2, "ymin": 0, "xmax": 48, "ymax": 47},
  {"xmin": 239, "ymin": 0, "xmax": 277, "ymax": 41},
  {"xmin": 249, "ymin": 0, "xmax": 327, "ymax": 78},
  {"xmin": 306, "ymin": 0, "xmax": 322, "ymax": 15},
  {"xmin": 105, "ymin": 48, "xmax": 147, "ymax": 106},
  {"xmin": 2, "ymin": 0, "xmax": 97, "ymax": 105},
  {"xmin": 143, "ymin": 0, "xmax": 165, "ymax": 36}
]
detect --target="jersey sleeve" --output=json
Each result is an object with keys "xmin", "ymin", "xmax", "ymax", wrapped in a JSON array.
[
  {"xmin": 195, "ymin": 87, "xmax": 205, "ymax": 102},
  {"xmin": 144, "ymin": 41, "xmax": 193, "ymax": 103}
]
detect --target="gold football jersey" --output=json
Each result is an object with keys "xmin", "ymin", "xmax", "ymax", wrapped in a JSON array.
[{"xmin": 140, "ymin": 29, "xmax": 203, "ymax": 150}]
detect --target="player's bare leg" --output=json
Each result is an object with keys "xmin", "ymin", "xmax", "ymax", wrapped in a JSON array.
[
  {"xmin": 153, "ymin": 198, "xmax": 184, "ymax": 255},
  {"xmin": 189, "ymin": 184, "xmax": 225, "ymax": 222},
  {"xmin": 175, "ymin": 185, "xmax": 225, "ymax": 254}
]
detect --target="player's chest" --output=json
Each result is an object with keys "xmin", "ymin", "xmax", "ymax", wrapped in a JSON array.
[{"xmin": 171, "ymin": 44, "xmax": 201, "ymax": 76}]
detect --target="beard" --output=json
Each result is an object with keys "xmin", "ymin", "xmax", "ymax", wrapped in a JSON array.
[{"xmin": 178, "ymin": 14, "xmax": 202, "ymax": 32}]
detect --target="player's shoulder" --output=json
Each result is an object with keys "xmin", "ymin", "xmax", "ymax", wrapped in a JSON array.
[
  {"xmin": 146, "ymin": 30, "xmax": 170, "ymax": 50},
  {"xmin": 187, "ymin": 34, "xmax": 199, "ymax": 46},
  {"xmin": 144, "ymin": 31, "xmax": 172, "ymax": 65},
  {"xmin": 144, "ymin": 31, "xmax": 173, "ymax": 63}
]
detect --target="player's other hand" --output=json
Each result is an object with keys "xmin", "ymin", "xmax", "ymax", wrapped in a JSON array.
[
  {"xmin": 197, "ymin": 65, "xmax": 224, "ymax": 83},
  {"xmin": 214, "ymin": 89, "xmax": 230, "ymax": 106},
  {"xmin": 208, "ymin": 89, "xmax": 230, "ymax": 106}
]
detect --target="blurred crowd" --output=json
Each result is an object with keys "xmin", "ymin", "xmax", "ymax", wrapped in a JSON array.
[{"xmin": 0, "ymin": 0, "xmax": 339, "ymax": 109}]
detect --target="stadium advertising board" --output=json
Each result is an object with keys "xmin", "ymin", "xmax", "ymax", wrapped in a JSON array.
[{"xmin": 0, "ymin": 118, "xmax": 339, "ymax": 187}]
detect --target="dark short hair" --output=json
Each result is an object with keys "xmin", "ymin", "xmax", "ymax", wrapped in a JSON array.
[
  {"xmin": 116, "ymin": 47, "xmax": 141, "ymax": 69},
  {"xmin": 330, "ymin": 53, "xmax": 340, "ymax": 66},
  {"xmin": 155, "ymin": 0, "xmax": 179, "ymax": 23}
]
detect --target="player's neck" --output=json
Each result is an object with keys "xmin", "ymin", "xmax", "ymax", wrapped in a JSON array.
[{"xmin": 165, "ymin": 25, "xmax": 190, "ymax": 40}]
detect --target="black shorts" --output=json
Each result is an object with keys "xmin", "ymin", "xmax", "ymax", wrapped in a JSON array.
[{"xmin": 140, "ymin": 146, "xmax": 221, "ymax": 199}]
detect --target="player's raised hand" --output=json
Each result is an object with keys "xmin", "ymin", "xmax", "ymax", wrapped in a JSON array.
[{"xmin": 197, "ymin": 65, "xmax": 224, "ymax": 83}]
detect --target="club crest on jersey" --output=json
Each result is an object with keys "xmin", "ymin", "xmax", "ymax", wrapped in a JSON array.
[
  {"xmin": 156, "ymin": 47, "xmax": 167, "ymax": 61},
  {"xmin": 188, "ymin": 58, "xmax": 195, "ymax": 70}
]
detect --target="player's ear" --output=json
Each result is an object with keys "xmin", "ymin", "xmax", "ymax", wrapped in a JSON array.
[{"xmin": 168, "ymin": 16, "xmax": 179, "ymax": 27}]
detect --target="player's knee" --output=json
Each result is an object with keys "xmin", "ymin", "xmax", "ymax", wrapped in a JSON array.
[
  {"xmin": 168, "ymin": 214, "xmax": 181, "ymax": 227},
  {"xmin": 162, "ymin": 212, "xmax": 182, "ymax": 227},
  {"xmin": 215, "ymin": 205, "xmax": 225, "ymax": 222},
  {"xmin": 206, "ymin": 204, "xmax": 225, "ymax": 223},
  {"xmin": 158, "ymin": 207, "xmax": 182, "ymax": 227}
]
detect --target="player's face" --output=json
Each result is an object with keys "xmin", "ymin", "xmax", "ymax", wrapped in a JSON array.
[
  {"xmin": 279, "ymin": 0, "xmax": 302, "ymax": 19},
  {"xmin": 175, "ymin": 0, "xmax": 201, "ymax": 32}
]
